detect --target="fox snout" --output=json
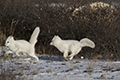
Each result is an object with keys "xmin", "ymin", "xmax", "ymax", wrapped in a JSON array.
[
  {"xmin": 5, "ymin": 42, "xmax": 8, "ymax": 46},
  {"xmin": 5, "ymin": 43, "xmax": 7, "ymax": 46},
  {"xmin": 5, "ymin": 43, "xmax": 9, "ymax": 47},
  {"xmin": 50, "ymin": 42, "xmax": 53, "ymax": 45}
]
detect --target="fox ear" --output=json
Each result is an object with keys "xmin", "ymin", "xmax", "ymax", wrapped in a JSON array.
[
  {"xmin": 53, "ymin": 35, "xmax": 57, "ymax": 38},
  {"xmin": 55, "ymin": 35, "xmax": 59, "ymax": 38},
  {"xmin": 9, "ymin": 36, "xmax": 14, "ymax": 40},
  {"xmin": 11, "ymin": 36, "xmax": 14, "ymax": 40},
  {"xmin": 56, "ymin": 35, "xmax": 60, "ymax": 39},
  {"xmin": 55, "ymin": 35, "xmax": 57, "ymax": 37}
]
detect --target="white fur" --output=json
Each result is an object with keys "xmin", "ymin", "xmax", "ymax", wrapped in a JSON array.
[
  {"xmin": 29, "ymin": 27, "xmax": 40, "ymax": 46},
  {"xmin": 5, "ymin": 27, "xmax": 40, "ymax": 62},
  {"xmin": 50, "ymin": 35, "xmax": 95, "ymax": 60}
]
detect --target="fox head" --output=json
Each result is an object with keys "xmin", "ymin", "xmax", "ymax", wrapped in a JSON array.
[
  {"xmin": 5, "ymin": 36, "xmax": 14, "ymax": 47},
  {"xmin": 50, "ymin": 35, "xmax": 61, "ymax": 45}
]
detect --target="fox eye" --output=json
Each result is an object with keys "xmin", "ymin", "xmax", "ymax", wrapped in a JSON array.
[{"xmin": 7, "ymin": 41, "xmax": 9, "ymax": 43}]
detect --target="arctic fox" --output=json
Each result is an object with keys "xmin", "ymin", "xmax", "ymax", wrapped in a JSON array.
[
  {"xmin": 5, "ymin": 27, "xmax": 40, "ymax": 62},
  {"xmin": 50, "ymin": 35, "xmax": 95, "ymax": 60}
]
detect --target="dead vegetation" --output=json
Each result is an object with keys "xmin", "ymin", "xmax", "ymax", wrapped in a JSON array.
[{"xmin": 0, "ymin": 0, "xmax": 120, "ymax": 60}]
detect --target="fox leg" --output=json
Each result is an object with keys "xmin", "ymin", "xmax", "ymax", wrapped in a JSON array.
[
  {"xmin": 28, "ymin": 48, "xmax": 39, "ymax": 62},
  {"xmin": 4, "ymin": 51, "xmax": 13, "ymax": 57},
  {"xmin": 28, "ymin": 53, "xmax": 39, "ymax": 62},
  {"xmin": 33, "ymin": 55, "xmax": 39, "ymax": 62},
  {"xmin": 16, "ymin": 51, "xmax": 21, "ymax": 57},
  {"xmin": 68, "ymin": 53, "xmax": 75, "ymax": 60},
  {"xmin": 63, "ymin": 51, "xmax": 69, "ymax": 59}
]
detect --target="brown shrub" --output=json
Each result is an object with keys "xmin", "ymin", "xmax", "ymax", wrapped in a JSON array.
[{"xmin": 0, "ymin": 0, "xmax": 120, "ymax": 60}]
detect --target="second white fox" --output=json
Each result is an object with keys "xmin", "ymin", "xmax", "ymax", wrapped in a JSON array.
[{"xmin": 50, "ymin": 35, "xmax": 95, "ymax": 60}]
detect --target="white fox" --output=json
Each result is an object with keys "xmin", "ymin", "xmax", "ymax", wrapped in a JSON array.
[
  {"xmin": 50, "ymin": 35, "xmax": 95, "ymax": 60},
  {"xmin": 5, "ymin": 27, "xmax": 40, "ymax": 62}
]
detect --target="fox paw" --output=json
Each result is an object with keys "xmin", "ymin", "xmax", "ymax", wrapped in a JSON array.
[
  {"xmin": 67, "ymin": 56, "xmax": 73, "ymax": 61},
  {"xmin": 64, "ymin": 57, "xmax": 71, "ymax": 61},
  {"xmin": 64, "ymin": 57, "xmax": 69, "ymax": 61}
]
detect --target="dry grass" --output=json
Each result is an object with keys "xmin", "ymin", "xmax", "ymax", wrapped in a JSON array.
[{"xmin": 0, "ymin": 0, "xmax": 120, "ymax": 60}]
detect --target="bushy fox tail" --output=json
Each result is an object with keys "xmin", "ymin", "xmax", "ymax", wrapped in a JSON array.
[
  {"xmin": 29, "ymin": 27, "xmax": 40, "ymax": 46},
  {"xmin": 80, "ymin": 38, "xmax": 95, "ymax": 48}
]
